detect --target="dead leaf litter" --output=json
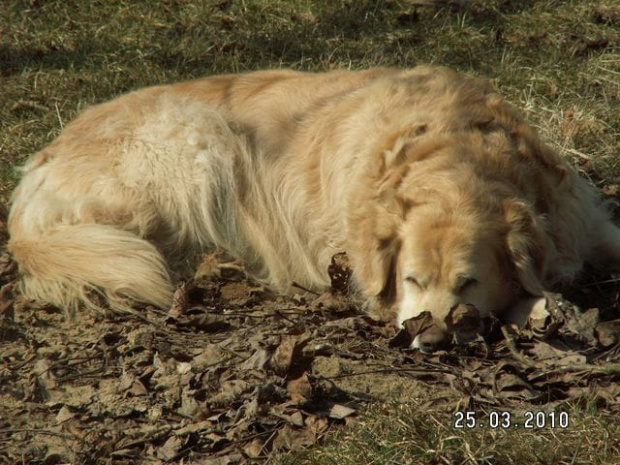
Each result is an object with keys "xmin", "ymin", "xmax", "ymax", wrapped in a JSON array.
[{"xmin": 0, "ymin": 251, "xmax": 619, "ymax": 463}]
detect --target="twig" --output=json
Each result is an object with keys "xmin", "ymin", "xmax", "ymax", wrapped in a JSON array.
[
  {"xmin": 115, "ymin": 425, "xmax": 172, "ymax": 450},
  {"xmin": 318, "ymin": 366, "xmax": 454, "ymax": 380},
  {"xmin": 539, "ymin": 363, "xmax": 620, "ymax": 375},
  {"xmin": 291, "ymin": 281, "xmax": 320, "ymax": 295},
  {"xmin": 0, "ymin": 428, "xmax": 74, "ymax": 439},
  {"xmin": 500, "ymin": 325, "xmax": 537, "ymax": 368}
]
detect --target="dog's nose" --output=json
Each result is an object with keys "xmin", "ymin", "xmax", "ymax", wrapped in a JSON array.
[{"xmin": 412, "ymin": 326, "xmax": 449, "ymax": 354}]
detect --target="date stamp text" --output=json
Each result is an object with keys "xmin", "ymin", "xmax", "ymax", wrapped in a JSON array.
[{"xmin": 453, "ymin": 411, "xmax": 569, "ymax": 429}]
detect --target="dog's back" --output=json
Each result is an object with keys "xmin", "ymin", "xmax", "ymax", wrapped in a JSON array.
[{"xmin": 7, "ymin": 69, "xmax": 385, "ymax": 312}]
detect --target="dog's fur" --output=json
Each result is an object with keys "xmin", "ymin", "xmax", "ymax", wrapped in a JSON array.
[{"xmin": 8, "ymin": 66, "xmax": 620, "ymax": 331}]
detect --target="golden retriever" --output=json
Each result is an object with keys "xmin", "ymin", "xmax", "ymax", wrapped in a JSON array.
[{"xmin": 8, "ymin": 66, "xmax": 620, "ymax": 348}]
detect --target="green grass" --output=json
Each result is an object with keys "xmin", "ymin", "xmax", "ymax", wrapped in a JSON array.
[
  {"xmin": 276, "ymin": 394, "xmax": 620, "ymax": 464},
  {"xmin": 2, "ymin": 0, "xmax": 620, "ymax": 463},
  {"xmin": 2, "ymin": 1, "xmax": 618, "ymax": 194}
]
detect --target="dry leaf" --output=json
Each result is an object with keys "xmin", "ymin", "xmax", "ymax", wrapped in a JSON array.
[
  {"xmin": 243, "ymin": 439, "xmax": 265, "ymax": 458},
  {"xmin": 272, "ymin": 424, "xmax": 318, "ymax": 451},
  {"xmin": 194, "ymin": 252, "xmax": 246, "ymax": 281},
  {"xmin": 446, "ymin": 303, "xmax": 483, "ymax": 344},
  {"xmin": 176, "ymin": 361, "xmax": 192, "ymax": 375},
  {"xmin": 494, "ymin": 371, "xmax": 537, "ymax": 399},
  {"xmin": 240, "ymin": 347, "xmax": 271, "ymax": 371},
  {"xmin": 328, "ymin": 252, "xmax": 351, "ymax": 295},
  {"xmin": 601, "ymin": 184, "xmax": 619, "ymax": 197},
  {"xmin": 210, "ymin": 380, "xmax": 252, "ymax": 407},
  {"xmin": 179, "ymin": 388, "xmax": 200, "ymax": 417},
  {"xmin": 596, "ymin": 319, "xmax": 620, "ymax": 347},
  {"xmin": 287, "ymin": 411, "xmax": 305, "ymax": 427},
  {"xmin": 389, "ymin": 311, "xmax": 434, "ymax": 348},
  {"xmin": 310, "ymin": 292, "xmax": 350, "ymax": 312},
  {"xmin": 287, "ymin": 374, "xmax": 313, "ymax": 404},
  {"xmin": 118, "ymin": 369, "xmax": 147, "ymax": 396},
  {"xmin": 446, "ymin": 303, "xmax": 481, "ymax": 332},
  {"xmin": 33, "ymin": 359, "xmax": 56, "ymax": 391},
  {"xmin": 564, "ymin": 307, "xmax": 600, "ymax": 346},
  {"xmin": 329, "ymin": 404, "xmax": 356, "ymax": 420},
  {"xmin": 168, "ymin": 281, "xmax": 189, "ymax": 317},
  {"xmin": 156, "ymin": 436, "xmax": 184, "ymax": 461},
  {"xmin": 269, "ymin": 333, "xmax": 311, "ymax": 376},
  {"xmin": 193, "ymin": 344, "xmax": 229, "ymax": 369},
  {"xmin": 55, "ymin": 405, "xmax": 75, "ymax": 424}
]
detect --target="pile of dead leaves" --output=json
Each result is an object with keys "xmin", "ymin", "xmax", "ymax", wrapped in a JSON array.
[{"xmin": 1, "ymin": 252, "xmax": 620, "ymax": 464}]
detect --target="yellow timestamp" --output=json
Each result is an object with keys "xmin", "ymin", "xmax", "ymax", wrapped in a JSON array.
[{"xmin": 453, "ymin": 411, "xmax": 569, "ymax": 429}]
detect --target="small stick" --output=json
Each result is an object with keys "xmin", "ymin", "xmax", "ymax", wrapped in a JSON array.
[
  {"xmin": 291, "ymin": 281, "xmax": 320, "ymax": 295},
  {"xmin": 500, "ymin": 325, "xmax": 537, "ymax": 368}
]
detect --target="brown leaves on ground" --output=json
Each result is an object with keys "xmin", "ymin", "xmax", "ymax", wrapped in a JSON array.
[{"xmin": 1, "ymin": 252, "xmax": 620, "ymax": 463}]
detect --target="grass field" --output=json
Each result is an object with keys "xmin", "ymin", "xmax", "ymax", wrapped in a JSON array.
[
  {"xmin": 2, "ymin": 0, "xmax": 620, "ymax": 463},
  {"xmin": 278, "ymin": 397, "xmax": 620, "ymax": 465}
]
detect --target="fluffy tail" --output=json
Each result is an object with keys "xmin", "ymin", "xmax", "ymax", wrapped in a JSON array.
[{"xmin": 9, "ymin": 223, "xmax": 174, "ymax": 314}]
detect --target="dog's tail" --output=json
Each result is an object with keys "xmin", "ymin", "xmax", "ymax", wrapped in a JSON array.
[
  {"xmin": 8, "ymin": 176, "xmax": 175, "ymax": 314},
  {"xmin": 9, "ymin": 224, "xmax": 174, "ymax": 314}
]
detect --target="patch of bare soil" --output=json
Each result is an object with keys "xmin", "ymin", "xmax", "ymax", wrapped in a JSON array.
[{"xmin": 1, "ymin": 251, "xmax": 620, "ymax": 464}]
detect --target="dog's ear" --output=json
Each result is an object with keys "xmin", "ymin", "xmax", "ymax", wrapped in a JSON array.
[
  {"xmin": 503, "ymin": 200, "xmax": 547, "ymax": 296},
  {"xmin": 349, "ymin": 195, "xmax": 404, "ymax": 306},
  {"xmin": 364, "ymin": 236, "xmax": 400, "ymax": 300},
  {"xmin": 356, "ymin": 237, "xmax": 399, "ymax": 323}
]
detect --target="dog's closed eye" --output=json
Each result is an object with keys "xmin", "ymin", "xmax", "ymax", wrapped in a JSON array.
[
  {"xmin": 455, "ymin": 277, "xmax": 478, "ymax": 294},
  {"xmin": 405, "ymin": 276, "xmax": 422, "ymax": 288}
]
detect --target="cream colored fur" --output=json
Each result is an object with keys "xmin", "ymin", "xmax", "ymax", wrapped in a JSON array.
[{"xmin": 8, "ymin": 67, "xmax": 620, "ymax": 327}]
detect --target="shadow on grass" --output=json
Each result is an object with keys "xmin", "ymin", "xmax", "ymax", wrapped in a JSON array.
[{"xmin": 1, "ymin": 0, "xmax": 550, "ymax": 78}]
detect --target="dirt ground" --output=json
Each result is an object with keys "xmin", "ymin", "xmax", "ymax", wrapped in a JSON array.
[{"xmin": 1, "ymin": 242, "xmax": 620, "ymax": 464}]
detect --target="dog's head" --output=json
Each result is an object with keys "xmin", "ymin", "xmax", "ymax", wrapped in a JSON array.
[
  {"xmin": 351, "ymin": 135, "xmax": 550, "ymax": 349},
  {"xmin": 396, "ymin": 198, "xmax": 547, "ymax": 327},
  {"xmin": 345, "ymin": 72, "xmax": 569, "ymax": 351}
]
